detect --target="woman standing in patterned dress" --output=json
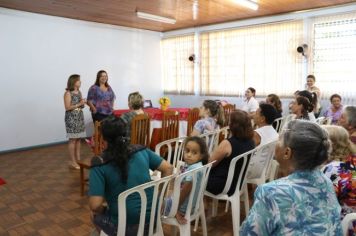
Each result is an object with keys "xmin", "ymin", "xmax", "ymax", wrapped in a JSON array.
[{"xmin": 64, "ymin": 74, "xmax": 86, "ymax": 169}]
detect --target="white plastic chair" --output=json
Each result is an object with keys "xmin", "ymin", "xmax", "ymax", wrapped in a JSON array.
[
  {"xmin": 204, "ymin": 149, "xmax": 256, "ymax": 236},
  {"xmin": 155, "ymin": 136, "xmax": 187, "ymax": 173},
  {"xmin": 316, "ymin": 116, "xmax": 332, "ymax": 125},
  {"xmin": 272, "ymin": 117, "xmax": 284, "ymax": 133},
  {"xmin": 342, "ymin": 213, "xmax": 356, "ymax": 236},
  {"xmin": 267, "ymin": 159, "xmax": 280, "ymax": 181},
  {"xmin": 162, "ymin": 162, "xmax": 213, "ymax": 236},
  {"xmin": 246, "ymin": 140, "xmax": 277, "ymax": 185},
  {"xmin": 199, "ymin": 129, "xmax": 220, "ymax": 154},
  {"xmin": 100, "ymin": 174, "xmax": 174, "ymax": 236}
]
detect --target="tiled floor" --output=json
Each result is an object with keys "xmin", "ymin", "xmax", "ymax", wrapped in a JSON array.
[{"xmin": 0, "ymin": 143, "xmax": 242, "ymax": 236}]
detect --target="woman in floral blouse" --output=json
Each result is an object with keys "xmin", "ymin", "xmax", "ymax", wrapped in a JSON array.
[
  {"xmin": 87, "ymin": 70, "xmax": 116, "ymax": 122},
  {"xmin": 241, "ymin": 120, "xmax": 342, "ymax": 235},
  {"xmin": 322, "ymin": 125, "xmax": 356, "ymax": 235}
]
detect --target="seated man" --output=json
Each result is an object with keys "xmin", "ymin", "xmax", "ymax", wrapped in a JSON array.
[{"xmin": 253, "ymin": 103, "xmax": 279, "ymax": 146}]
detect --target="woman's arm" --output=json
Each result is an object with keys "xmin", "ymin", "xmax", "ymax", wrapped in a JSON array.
[
  {"xmin": 64, "ymin": 91, "xmax": 81, "ymax": 111},
  {"xmin": 209, "ymin": 140, "xmax": 231, "ymax": 167},
  {"xmin": 87, "ymin": 86, "xmax": 97, "ymax": 113},
  {"xmin": 253, "ymin": 131, "xmax": 261, "ymax": 146},
  {"xmin": 156, "ymin": 159, "xmax": 173, "ymax": 177},
  {"xmin": 89, "ymin": 196, "xmax": 105, "ymax": 214},
  {"xmin": 190, "ymin": 129, "xmax": 200, "ymax": 137}
]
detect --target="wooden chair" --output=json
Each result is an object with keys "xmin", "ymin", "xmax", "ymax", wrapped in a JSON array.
[
  {"xmin": 130, "ymin": 114, "xmax": 150, "ymax": 147},
  {"xmin": 187, "ymin": 108, "xmax": 200, "ymax": 136},
  {"xmin": 162, "ymin": 111, "xmax": 180, "ymax": 142},
  {"xmin": 94, "ymin": 121, "xmax": 104, "ymax": 156},
  {"xmin": 223, "ymin": 104, "xmax": 235, "ymax": 126}
]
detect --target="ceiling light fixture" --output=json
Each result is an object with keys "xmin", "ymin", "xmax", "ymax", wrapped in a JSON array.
[
  {"xmin": 234, "ymin": 0, "xmax": 258, "ymax": 10},
  {"xmin": 136, "ymin": 11, "xmax": 176, "ymax": 24}
]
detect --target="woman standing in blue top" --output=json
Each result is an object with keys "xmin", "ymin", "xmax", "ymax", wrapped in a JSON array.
[
  {"xmin": 241, "ymin": 120, "xmax": 342, "ymax": 235},
  {"xmin": 88, "ymin": 116, "xmax": 173, "ymax": 236},
  {"xmin": 87, "ymin": 70, "xmax": 116, "ymax": 122}
]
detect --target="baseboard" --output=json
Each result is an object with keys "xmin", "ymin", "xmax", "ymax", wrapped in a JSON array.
[{"xmin": 0, "ymin": 140, "xmax": 69, "ymax": 154}]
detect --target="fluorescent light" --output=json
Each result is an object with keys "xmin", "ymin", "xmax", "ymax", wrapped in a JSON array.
[
  {"xmin": 234, "ymin": 0, "xmax": 258, "ymax": 10},
  {"xmin": 137, "ymin": 11, "xmax": 176, "ymax": 24}
]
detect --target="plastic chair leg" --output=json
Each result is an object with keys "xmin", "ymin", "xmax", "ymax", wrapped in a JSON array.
[
  {"xmin": 212, "ymin": 199, "xmax": 219, "ymax": 217},
  {"xmin": 230, "ymin": 197, "xmax": 240, "ymax": 236}
]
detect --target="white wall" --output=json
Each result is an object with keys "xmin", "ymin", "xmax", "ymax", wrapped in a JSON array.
[{"xmin": 0, "ymin": 8, "xmax": 162, "ymax": 152}]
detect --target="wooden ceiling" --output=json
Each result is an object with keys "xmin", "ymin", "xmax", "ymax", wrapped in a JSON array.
[{"xmin": 0, "ymin": 0, "xmax": 355, "ymax": 32}]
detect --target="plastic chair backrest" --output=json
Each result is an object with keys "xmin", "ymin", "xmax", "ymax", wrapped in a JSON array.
[
  {"xmin": 117, "ymin": 174, "xmax": 174, "ymax": 236},
  {"xmin": 155, "ymin": 136, "xmax": 187, "ymax": 170},
  {"xmin": 273, "ymin": 117, "xmax": 284, "ymax": 134},
  {"xmin": 219, "ymin": 148, "xmax": 256, "ymax": 196},
  {"xmin": 130, "ymin": 114, "xmax": 151, "ymax": 147},
  {"xmin": 199, "ymin": 129, "xmax": 220, "ymax": 154},
  {"xmin": 247, "ymin": 140, "xmax": 277, "ymax": 180},
  {"xmin": 342, "ymin": 213, "xmax": 356, "ymax": 236},
  {"xmin": 165, "ymin": 163, "xmax": 213, "ymax": 221}
]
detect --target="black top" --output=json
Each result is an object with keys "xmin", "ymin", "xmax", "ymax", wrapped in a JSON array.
[{"xmin": 206, "ymin": 136, "xmax": 255, "ymax": 196}]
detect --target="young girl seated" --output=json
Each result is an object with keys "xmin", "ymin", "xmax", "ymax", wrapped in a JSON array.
[
  {"xmin": 164, "ymin": 136, "xmax": 209, "ymax": 224},
  {"xmin": 191, "ymin": 100, "xmax": 225, "ymax": 136}
]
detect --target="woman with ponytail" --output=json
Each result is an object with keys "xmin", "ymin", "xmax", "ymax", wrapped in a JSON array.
[
  {"xmin": 298, "ymin": 90, "xmax": 318, "ymax": 121},
  {"xmin": 290, "ymin": 96, "xmax": 315, "ymax": 121},
  {"xmin": 241, "ymin": 120, "xmax": 342, "ymax": 235},
  {"xmin": 191, "ymin": 100, "xmax": 225, "ymax": 136},
  {"xmin": 88, "ymin": 116, "xmax": 173, "ymax": 236}
]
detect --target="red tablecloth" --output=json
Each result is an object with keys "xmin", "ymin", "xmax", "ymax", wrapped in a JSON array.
[{"xmin": 113, "ymin": 108, "xmax": 190, "ymax": 120}]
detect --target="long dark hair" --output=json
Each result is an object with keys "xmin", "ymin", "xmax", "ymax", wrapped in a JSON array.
[
  {"xmin": 101, "ymin": 116, "xmax": 130, "ymax": 182},
  {"xmin": 267, "ymin": 94, "xmax": 282, "ymax": 114},
  {"xmin": 298, "ymin": 90, "xmax": 317, "ymax": 110},
  {"xmin": 203, "ymin": 100, "xmax": 225, "ymax": 127},
  {"xmin": 95, "ymin": 70, "xmax": 109, "ymax": 87},
  {"xmin": 229, "ymin": 110, "xmax": 253, "ymax": 140},
  {"xmin": 295, "ymin": 96, "xmax": 313, "ymax": 119}
]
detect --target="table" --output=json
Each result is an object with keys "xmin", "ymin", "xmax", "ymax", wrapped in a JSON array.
[
  {"xmin": 113, "ymin": 108, "xmax": 190, "ymax": 121},
  {"xmin": 114, "ymin": 108, "xmax": 190, "ymax": 137}
]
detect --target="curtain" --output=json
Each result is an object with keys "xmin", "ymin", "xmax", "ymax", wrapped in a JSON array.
[
  {"xmin": 200, "ymin": 21, "xmax": 303, "ymax": 97},
  {"xmin": 161, "ymin": 35, "xmax": 195, "ymax": 95},
  {"xmin": 310, "ymin": 12, "xmax": 356, "ymax": 105}
]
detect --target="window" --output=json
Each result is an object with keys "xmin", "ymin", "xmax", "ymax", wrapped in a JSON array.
[
  {"xmin": 200, "ymin": 21, "xmax": 303, "ymax": 97},
  {"xmin": 161, "ymin": 35, "xmax": 195, "ymax": 95},
  {"xmin": 310, "ymin": 12, "xmax": 356, "ymax": 104}
]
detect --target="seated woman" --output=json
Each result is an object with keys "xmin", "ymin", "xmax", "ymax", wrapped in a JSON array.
[
  {"xmin": 206, "ymin": 110, "xmax": 255, "ymax": 195},
  {"xmin": 88, "ymin": 116, "xmax": 173, "ymax": 236},
  {"xmin": 322, "ymin": 125, "xmax": 356, "ymax": 235},
  {"xmin": 120, "ymin": 92, "xmax": 145, "ymax": 138},
  {"xmin": 190, "ymin": 100, "xmax": 225, "ymax": 136},
  {"xmin": 242, "ymin": 87, "xmax": 259, "ymax": 118},
  {"xmin": 266, "ymin": 94, "xmax": 283, "ymax": 119},
  {"xmin": 253, "ymin": 103, "xmax": 278, "ymax": 146},
  {"xmin": 339, "ymin": 106, "xmax": 356, "ymax": 145},
  {"xmin": 241, "ymin": 120, "xmax": 342, "ymax": 235},
  {"xmin": 290, "ymin": 96, "xmax": 314, "ymax": 121},
  {"xmin": 298, "ymin": 90, "xmax": 318, "ymax": 122},
  {"xmin": 323, "ymin": 94, "xmax": 343, "ymax": 125}
]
